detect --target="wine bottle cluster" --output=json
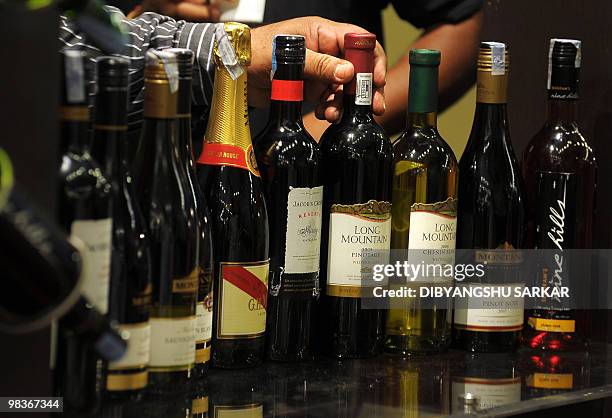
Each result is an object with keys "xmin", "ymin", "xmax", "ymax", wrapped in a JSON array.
[{"xmin": 48, "ymin": 20, "xmax": 596, "ymax": 414}]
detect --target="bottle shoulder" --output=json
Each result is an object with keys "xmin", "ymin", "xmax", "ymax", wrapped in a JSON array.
[
  {"xmin": 320, "ymin": 119, "xmax": 392, "ymax": 157},
  {"xmin": 524, "ymin": 123, "xmax": 597, "ymax": 170},
  {"xmin": 255, "ymin": 126, "xmax": 320, "ymax": 165},
  {"xmin": 393, "ymin": 128, "xmax": 457, "ymax": 166},
  {"xmin": 59, "ymin": 151, "xmax": 111, "ymax": 198}
]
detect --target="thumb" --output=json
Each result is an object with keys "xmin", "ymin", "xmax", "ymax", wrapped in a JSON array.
[{"xmin": 304, "ymin": 49, "xmax": 354, "ymax": 85}]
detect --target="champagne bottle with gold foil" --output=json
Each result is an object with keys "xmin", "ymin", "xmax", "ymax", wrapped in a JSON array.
[
  {"xmin": 133, "ymin": 50, "xmax": 199, "ymax": 390},
  {"xmin": 197, "ymin": 23, "xmax": 269, "ymax": 369},
  {"xmin": 454, "ymin": 42, "xmax": 526, "ymax": 352},
  {"xmin": 383, "ymin": 49, "xmax": 458, "ymax": 355},
  {"xmin": 168, "ymin": 48, "xmax": 214, "ymax": 375}
]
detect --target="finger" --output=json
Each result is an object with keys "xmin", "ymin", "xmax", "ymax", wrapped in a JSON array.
[
  {"xmin": 174, "ymin": 3, "xmax": 220, "ymax": 21},
  {"xmin": 304, "ymin": 49, "xmax": 354, "ymax": 86},
  {"xmin": 372, "ymin": 88, "xmax": 385, "ymax": 116},
  {"xmin": 315, "ymin": 27, "xmax": 341, "ymax": 58},
  {"xmin": 315, "ymin": 90, "xmax": 343, "ymax": 123}
]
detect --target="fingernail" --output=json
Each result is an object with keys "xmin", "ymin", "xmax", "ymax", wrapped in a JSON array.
[{"xmin": 334, "ymin": 63, "xmax": 351, "ymax": 80}]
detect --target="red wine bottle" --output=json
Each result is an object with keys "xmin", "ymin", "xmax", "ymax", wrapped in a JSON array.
[
  {"xmin": 522, "ymin": 39, "xmax": 597, "ymax": 351},
  {"xmin": 318, "ymin": 33, "xmax": 393, "ymax": 358},
  {"xmin": 254, "ymin": 35, "xmax": 322, "ymax": 362}
]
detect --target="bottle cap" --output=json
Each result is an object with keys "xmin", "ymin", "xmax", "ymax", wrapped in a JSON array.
[
  {"xmin": 273, "ymin": 35, "xmax": 306, "ymax": 63},
  {"xmin": 550, "ymin": 38, "xmax": 581, "ymax": 68},
  {"xmin": 165, "ymin": 48, "xmax": 194, "ymax": 79},
  {"xmin": 409, "ymin": 49, "xmax": 441, "ymax": 67},
  {"xmin": 145, "ymin": 49, "xmax": 179, "ymax": 93},
  {"xmin": 547, "ymin": 38, "xmax": 581, "ymax": 100},
  {"xmin": 215, "ymin": 22, "xmax": 251, "ymax": 67},
  {"xmin": 96, "ymin": 56, "xmax": 129, "ymax": 89},
  {"xmin": 478, "ymin": 42, "xmax": 509, "ymax": 74},
  {"xmin": 344, "ymin": 33, "xmax": 376, "ymax": 50},
  {"xmin": 60, "ymin": 49, "xmax": 88, "ymax": 106}
]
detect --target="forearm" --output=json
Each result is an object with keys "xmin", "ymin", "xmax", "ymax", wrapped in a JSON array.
[{"xmin": 377, "ymin": 10, "xmax": 483, "ymax": 135}]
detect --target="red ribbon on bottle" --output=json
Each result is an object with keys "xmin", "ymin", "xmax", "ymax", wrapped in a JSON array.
[{"xmin": 271, "ymin": 80, "xmax": 304, "ymax": 102}]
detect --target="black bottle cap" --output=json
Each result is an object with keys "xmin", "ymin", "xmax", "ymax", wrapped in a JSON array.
[
  {"xmin": 273, "ymin": 35, "xmax": 306, "ymax": 64},
  {"xmin": 166, "ymin": 48, "xmax": 194, "ymax": 79},
  {"xmin": 96, "ymin": 56, "xmax": 129, "ymax": 89},
  {"xmin": 60, "ymin": 49, "xmax": 88, "ymax": 106},
  {"xmin": 548, "ymin": 38, "xmax": 581, "ymax": 100}
]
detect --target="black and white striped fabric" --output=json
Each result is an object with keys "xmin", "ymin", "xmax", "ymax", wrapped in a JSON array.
[{"xmin": 59, "ymin": 6, "xmax": 218, "ymax": 135}]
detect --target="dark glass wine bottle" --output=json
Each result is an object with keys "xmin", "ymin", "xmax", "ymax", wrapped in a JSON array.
[
  {"xmin": 383, "ymin": 49, "xmax": 458, "ymax": 355},
  {"xmin": 91, "ymin": 57, "xmax": 153, "ymax": 399},
  {"xmin": 168, "ymin": 47, "xmax": 215, "ymax": 375},
  {"xmin": 318, "ymin": 33, "xmax": 393, "ymax": 358},
  {"xmin": 453, "ymin": 42, "xmax": 526, "ymax": 352},
  {"xmin": 132, "ymin": 49, "xmax": 199, "ymax": 391},
  {"xmin": 55, "ymin": 49, "xmax": 113, "ymax": 415},
  {"xmin": 196, "ymin": 23, "xmax": 269, "ymax": 369},
  {"xmin": 254, "ymin": 35, "xmax": 322, "ymax": 362},
  {"xmin": 522, "ymin": 39, "xmax": 597, "ymax": 351}
]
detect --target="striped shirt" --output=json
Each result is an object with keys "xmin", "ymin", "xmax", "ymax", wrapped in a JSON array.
[{"xmin": 59, "ymin": 6, "xmax": 218, "ymax": 137}]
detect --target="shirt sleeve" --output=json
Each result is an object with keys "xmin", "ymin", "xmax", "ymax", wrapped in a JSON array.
[
  {"xmin": 59, "ymin": 6, "xmax": 217, "ymax": 133},
  {"xmin": 390, "ymin": 0, "xmax": 483, "ymax": 29}
]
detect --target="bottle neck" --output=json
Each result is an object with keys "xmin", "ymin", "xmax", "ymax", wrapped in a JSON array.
[
  {"xmin": 341, "ymin": 47, "xmax": 374, "ymax": 122},
  {"xmin": 60, "ymin": 106, "xmax": 91, "ymax": 153},
  {"xmin": 177, "ymin": 77, "xmax": 195, "ymax": 163},
  {"xmin": 93, "ymin": 87, "xmax": 129, "ymax": 177},
  {"xmin": 546, "ymin": 99, "xmax": 578, "ymax": 124},
  {"xmin": 406, "ymin": 63, "xmax": 439, "ymax": 130},
  {"xmin": 268, "ymin": 62, "xmax": 304, "ymax": 126},
  {"xmin": 472, "ymin": 102, "xmax": 509, "ymax": 132}
]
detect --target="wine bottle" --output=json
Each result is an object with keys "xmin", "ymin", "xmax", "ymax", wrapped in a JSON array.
[
  {"xmin": 318, "ymin": 33, "xmax": 393, "ymax": 358},
  {"xmin": 523, "ymin": 349, "xmax": 591, "ymax": 396},
  {"xmin": 197, "ymin": 23, "xmax": 269, "ymax": 369},
  {"xmin": 132, "ymin": 49, "xmax": 199, "ymax": 391},
  {"xmin": 453, "ymin": 42, "xmax": 526, "ymax": 352},
  {"xmin": 522, "ymin": 39, "xmax": 597, "ymax": 351},
  {"xmin": 0, "ymin": 148, "xmax": 125, "ymax": 364},
  {"xmin": 90, "ymin": 57, "xmax": 153, "ymax": 399},
  {"xmin": 383, "ymin": 49, "xmax": 458, "ymax": 355},
  {"xmin": 254, "ymin": 35, "xmax": 322, "ymax": 362},
  {"xmin": 167, "ymin": 47, "xmax": 215, "ymax": 375},
  {"xmin": 55, "ymin": 48, "xmax": 113, "ymax": 414}
]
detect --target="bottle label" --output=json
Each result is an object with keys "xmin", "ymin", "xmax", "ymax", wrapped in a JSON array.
[
  {"xmin": 284, "ymin": 186, "xmax": 324, "ymax": 274},
  {"xmin": 195, "ymin": 297, "xmax": 213, "ymax": 363},
  {"xmin": 70, "ymin": 218, "xmax": 112, "ymax": 314},
  {"xmin": 453, "ymin": 283, "xmax": 524, "ymax": 331},
  {"xmin": 326, "ymin": 200, "xmax": 391, "ymax": 298},
  {"xmin": 532, "ymin": 171, "xmax": 576, "ymax": 317},
  {"xmin": 527, "ymin": 317, "xmax": 575, "ymax": 333},
  {"xmin": 109, "ymin": 321, "xmax": 151, "ymax": 369},
  {"xmin": 355, "ymin": 73, "xmax": 373, "ymax": 105},
  {"xmin": 407, "ymin": 198, "xmax": 457, "ymax": 282},
  {"xmin": 217, "ymin": 260, "xmax": 269, "ymax": 339},
  {"xmin": 452, "ymin": 377, "xmax": 521, "ymax": 412},
  {"xmin": 198, "ymin": 142, "xmax": 260, "ymax": 177},
  {"xmin": 149, "ymin": 316, "xmax": 196, "ymax": 369},
  {"xmin": 271, "ymin": 79, "xmax": 304, "ymax": 102},
  {"xmin": 213, "ymin": 405, "xmax": 264, "ymax": 418},
  {"xmin": 527, "ymin": 373, "xmax": 573, "ymax": 389}
]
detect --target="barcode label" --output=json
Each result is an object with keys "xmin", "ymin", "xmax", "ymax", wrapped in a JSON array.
[{"xmin": 355, "ymin": 73, "xmax": 372, "ymax": 105}]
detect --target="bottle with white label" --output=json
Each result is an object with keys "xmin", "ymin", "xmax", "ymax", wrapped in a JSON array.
[
  {"xmin": 383, "ymin": 49, "xmax": 458, "ymax": 355},
  {"xmin": 454, "ymin": 42, "xmax": 526, "ymax": 352},
  {"xmin": 254, "ymin": 35, "xmax": 322, "ymax": 362},
  {"xmin": 55, "ymin": 49, "xmax": 113, "ymax": 414},
  {"xmin": 133, "ymin": 50, "xmax": 199, "ymax": 391},
  {"xmin": 319, "ymin": 32, "xmax": 393, "ymax": 358}
]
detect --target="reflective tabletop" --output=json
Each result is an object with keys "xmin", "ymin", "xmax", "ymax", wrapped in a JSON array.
[{"xmin": 97, "ymin": 344, "xmax": 612, "ymax": 418}]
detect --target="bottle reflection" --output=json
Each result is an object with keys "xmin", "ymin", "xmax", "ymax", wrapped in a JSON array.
[
  {"xmin": 208, "ymin": 369, "xmax": 264, "ymax": 417},
  {"xmin": 451, "ymin": 352, "xmax": 521, "ymax": 413},
  {"xmin": 522, "ymin": 349, "xmax": 591, "ymax": 397}
]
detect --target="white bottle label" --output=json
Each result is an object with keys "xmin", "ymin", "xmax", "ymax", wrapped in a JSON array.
[
  {"xmin": 355, "ymin": 73, "xmax": 373, "ymax": 105},
  {"xmin": 109, "ymin": 322, "xmax": 150, "ymax": 369},
  {"xmin": 70, "ymin": 218, "xmax": 112, "ymax": 314},
  {"xmin": 407, "ymin": 199, "xmax": 457, "ymax": 282},
  {"xmin": 454, "ymin": 283, "xmax": 524, "ymax": 330},
  {"xmin": 284, "ymin": 186, "xmax": 323, "ymax": 274},
  {"xmin": 149, "ymin": 316, "xmax": 196, "ymax": 368},
  {"xmin": 327, "ymin": 200, "xmax": 391, "ymax": 297},
  {"xmin": 195, "ymin": 300, "xmax": 213, "ymax": 343},
  {"xmin": 452, "ymin": 378, "xmax": 521, "ymax": 412}
]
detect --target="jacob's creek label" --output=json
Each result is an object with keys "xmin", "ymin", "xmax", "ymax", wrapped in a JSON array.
[
  {"xmin": 284, "ymin": 186, "xmax": 323, "ymax": 275},
  {"xmin": 217, "ymin": 261, "xmax": 269, "ymax": 338},
  {"xmin": 327, "ymin": 200, "xmax": 391, "ymax": 297},
  {"xmin": 70, "ymin": 218, "xmax": 112, "ymax": 313}
]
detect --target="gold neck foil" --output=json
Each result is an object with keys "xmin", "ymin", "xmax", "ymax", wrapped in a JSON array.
[
  {"xmin": 144, "ymin": 52, "xmax": 178, "ymax": 119},
  {"xmin": 214, "ymin": 22, "xmax": 251, "ymax": 67},
  {"xmin": 477, "ymin": 48, "xmax": 510, "ymax": 104},
  {"xmin": 203, "ymin": 62, "xmax": 252, "ymax": 151}
]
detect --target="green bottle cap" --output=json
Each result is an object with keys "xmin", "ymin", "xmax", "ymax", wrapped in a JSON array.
[{"xmin": 408, "ymin": 49, "xmax": 441, "ymax": 114}]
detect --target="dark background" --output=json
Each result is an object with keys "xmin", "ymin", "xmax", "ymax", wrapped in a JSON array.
[{"xmin": 0, "ymin": 0, "xmax": 610, "ymax": 409}]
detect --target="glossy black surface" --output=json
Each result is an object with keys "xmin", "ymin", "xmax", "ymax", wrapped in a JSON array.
[
  {"xmin": 318, "ymin": 94, "xmax": 393, "ymax": 358},
  {"xmin": 94, "ymin": 344, "xmax": 612, "ymax": 418},
  {"xmin": 455, "ymin": 103, "xmax": 526, "ymax": 352},
  {"xmin": 255, "ymin": 55, "xmax": 321, "ymax": 362}
]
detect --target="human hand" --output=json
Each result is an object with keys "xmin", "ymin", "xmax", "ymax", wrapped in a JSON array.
[
  {"xmin": 249, "ymin": 17, "xmax": 386, "ymax": 123},
  {"xmin": 139, "ymin": 0, "xmax": 220, "ymax": 22}
]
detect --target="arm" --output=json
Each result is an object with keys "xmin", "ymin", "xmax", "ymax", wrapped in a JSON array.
[{"xmin": 303, "ymin": 10, "xmax": 483, "ymax": 139}]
